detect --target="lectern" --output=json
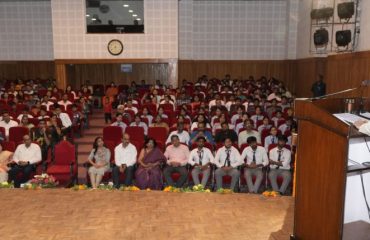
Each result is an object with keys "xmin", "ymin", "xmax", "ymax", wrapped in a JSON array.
[{"xmin": 292, "ymin": 94, "xmax": 370, "ymax": 240}]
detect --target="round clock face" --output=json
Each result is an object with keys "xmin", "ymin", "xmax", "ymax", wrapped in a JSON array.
[{"xmin": 108, "ymin": 39, "xmax": 123, "ymax": 56}]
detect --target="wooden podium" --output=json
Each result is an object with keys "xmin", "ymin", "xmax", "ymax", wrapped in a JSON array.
[{"xmin": 292, "ymin": 95, "xmax": 370, "ymax": 240}]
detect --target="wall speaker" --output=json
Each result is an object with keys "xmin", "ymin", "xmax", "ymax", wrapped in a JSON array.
[
  {"xmin": 314, "ymin": 29, "xmax": 329, "ymax": 46},
  {"xmin": 311, "ymin": 8, "xmax": 334, "ymax": 20},
  {"xmin": 338, "ymin": 2, "xmax": 354, "ymax": 19},
  {"xmin": 336, "ymin": 30, "xmax": 352, "ymax": 46}
]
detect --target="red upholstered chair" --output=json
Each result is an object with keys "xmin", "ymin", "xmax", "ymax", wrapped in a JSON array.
[
  {"xmin": 46, "ymin": 140, "xmax": 77, "ymax": 187},
  {"xmin": 159, "ymin": 103, "xmax": 174, "ymax": 113},
  {"xmin": 141, "ymin": 103, "xmax": 157, "ymax": 115},
  {"xmin": 9, "ymin": 126, "xmax": 29, "ymax": 144},
  {"xmin": 1, "ymin": 141, "xmax": 16, "ymax": 152},
  {"xmin": 103, "ymin": 126, "xmax": 123, "ymax": 145},
  {"xmin": 125, "ymin": 126, "xmax": 145, "ymax": 143},
  {"xmin": 148, "ymin": 127, "xmax": 168, "ymax": 147},
  {"xmin": 28, "ymin": 118, "xmax": 39, "ymax": 126},
  {"xmin": 190, "ymin": 142, "xmax": 214, "ymax": 152}
]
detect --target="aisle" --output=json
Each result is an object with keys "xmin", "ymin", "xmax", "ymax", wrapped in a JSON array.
[
  {"xmin": 0, "ymin": 189, "xmax": 294, "ymax": 240},
  {"xmin": 75, "ymin": 109, "xmax": 107, "ymax": 184}
]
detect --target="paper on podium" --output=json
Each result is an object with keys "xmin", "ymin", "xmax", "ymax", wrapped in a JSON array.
[
  {"xmin": 359, "ymin": 112, "xmax": 370, "ymax": 119},
  {"xmin": 333, "ymin": 113, "xmax": 368, "ymax": 125}
]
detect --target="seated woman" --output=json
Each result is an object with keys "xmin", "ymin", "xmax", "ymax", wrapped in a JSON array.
[
  {"xmin": 135, "ymin": 138, "xmax": 166, "ymax": 190},
  {"xmin": 150, "ymin": 115, "xmax": 169, "ymax": 133},
  {"xmin": 87, "ymin": 137, "xmax": 111, "ymax": 189},
  {"xmin": 0, "ymin": 144, "xmax": 14, "ymax": 183},
  {"xmin": 19, "ymin": 115, "xmax": 35, "ymax": 130}
]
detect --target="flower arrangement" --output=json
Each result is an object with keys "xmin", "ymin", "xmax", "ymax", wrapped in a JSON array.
[
  {"xmin": 121, "ymin": 185, "xmax": 140, "ymax": 192},
  {"xmin": 216, "ymin": 188, "xmax": 233, "ymax": 194},
  {"xmin": 0, "ymin": 181, "xmax": 14, "ymax": 189},
  {"xmin": 72, "ymin": 184, "xmax": 88, "ymax": 191},
  {"xmin": 24, "ymin": 173, "xmax": 58, "ymax": 189},
  {"xmin": 97, "ymin": 182, "xmax": 115, "ymax": 190},
  {"xmin": 163, "ymin": 185, "xmax": 211, "ymax": 193},
  {"xmin": 262, "ymin": 190, "xmax": 280, "ymax": 197}
]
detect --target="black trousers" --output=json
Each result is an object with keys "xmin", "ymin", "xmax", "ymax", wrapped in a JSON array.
[
  {"xmin": 8, "ymin": 164, "xmax": 35, "ymax": 188},
  {"xmin": 163, "ymin": 166, "xmax": 187, "ymax": 188},
  {"xmin": 112, "ymin": 165, "xmax": 135, "ymax": 188}
]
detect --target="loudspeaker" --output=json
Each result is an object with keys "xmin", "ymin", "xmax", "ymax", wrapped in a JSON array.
[
  {"xmin": 311, "ymin": 8, "xmax": 334, "ymax": 20},
  {"xmin": 314, "ymin": 29, "xmax": 329, "ymax": 46},
  {"xmin": 336, "ymin": 30, "xmax": 352, "ymax": 46},
  {"xmin": 338, "ymin": 2, "xmax": 354, "ymax": 19},
  {"xmin": 87, "ymin": 0, "xmax": 100, "ymax": 8}
]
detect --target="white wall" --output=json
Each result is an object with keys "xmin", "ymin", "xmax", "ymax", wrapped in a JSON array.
[
  {"xmin": 51, "ymin": 0, "xmax": 178, "ymax": 59},
  {"xmin": 179, "ymin": 0, "xmax": 296, "ymax": 60},
  {"xmin": 0, "ymin": 1, "xmax": 54, "ymax": 60}
]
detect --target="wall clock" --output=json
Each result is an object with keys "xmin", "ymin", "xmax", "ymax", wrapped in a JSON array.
[{"xmin": 107, "ymin": 39, "xmax": 123, "ymax": 56}]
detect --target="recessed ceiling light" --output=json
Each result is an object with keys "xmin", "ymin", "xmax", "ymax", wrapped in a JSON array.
[
  {"xmin": 123, "ymin": 4, "xmax": 129, "ymax": 7},
  {"xmin": 136, "ymin": 18, "xmax": 141, "ymax": 21},
  {"xmin": 132, "ymin": 14, "xmax": 137, "ymax": 17},
  {"xmin": 128, "ymin": 10, "xmax": 133, "ymax": 13},
  {"xmin": 91, "ymin": 18, "xmax": 96, "ymax": 21},
  {"xmin": 86, "ymin": 14, "xmax": 90, "ymax": 17}
]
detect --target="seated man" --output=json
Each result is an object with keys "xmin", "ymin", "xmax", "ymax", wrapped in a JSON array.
[
  {"xmin": 166, "ymin": 123, "xmax": 190, "ymax": 145},
  {"xmin": 214, "ymin": 122, "xmax": 238, "ymax": 144},
  {"xmin": 113, "ymin": 133, "xmax": 137, "ymax": 188},
  {"xmin": 189, "ymin": 122, "xmax": 214, "ymax": 145},
  {"xmin": 8, "ymin": 135, "xmax": 42, "ymax": 188},
  {"xmin": 268, "ymin": 135, "xmax": 292, "ymax": 195},
  {"xmin": 129, "ymin": 115, "xmax": 148, "ymax": 135},
  {"xmin": 57, "ymin": 94, "xmax": 72, "ymax": 109},
  {"xmin": 0, "ymin": 112, "xmax": 18, "ymax": 139},
  {"xmin": 54, "ymin": 105, "xmax": 72, "ymax": 136},
  {"xmin": 264, "ymin": 127, "xmax": 279, "ymax": 150},
  {"xmin": 238, "ymin": 119, "xmax": 261, "ymax": 147},
  {"xmin": 213, "ymin": 137, "xmax": 243, "ymax": 191},
  {"xmin": 31, "ymin": 120, "xmax": 50, "ymax": 161},
  {"xmin": 111, "ymin": 113, "xmax": 127, "ymax": 133},
  {"xmin": 241, "ymin": 136, "xmax": 269, "ymax": 194},
  {"xmin": 164, "ymin": 135, "xmax": 190, "ymax": 188},
  {"xmin": 188, "ymin": 136, "xmax": 214, "ymax": 187}
]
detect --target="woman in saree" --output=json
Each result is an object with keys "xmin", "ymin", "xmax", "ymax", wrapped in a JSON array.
[{"xmin": 135, "ymin": 138, "xmax": 166, "ymax": 190}]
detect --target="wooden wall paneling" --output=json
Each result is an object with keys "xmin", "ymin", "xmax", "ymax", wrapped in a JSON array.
[
  {"xmin": 55, "ymin": 63, "xmax": 67, "ymax": 90},
  {"xmin": 0, "ymin": 61, "xmax": 55, "ymax": 80}
]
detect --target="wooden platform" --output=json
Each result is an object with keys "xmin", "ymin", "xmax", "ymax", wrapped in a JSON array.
[{"xmin": 0, "ymin": 189, "xmax": 294, "ymax": 240}]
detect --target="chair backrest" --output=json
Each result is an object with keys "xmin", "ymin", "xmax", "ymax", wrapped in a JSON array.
[
  {"xmin": 9, "ymin": 126, "xmax": 29, "ymax": 143},
  {"xmin": 125, "ymin": 126, "xmax": 145, "ymax": 142},
  {"xmin": 0, "ymin": 127, "xmax": 5, "ymax": 138},
  {"xmin": 1, "ymin": 141, "xmax": 16, "ymax": 152},
  {"xmin": 190, "ymin": 142, "xmax": 214, "ymax": 152},
  {"xmin": 148, "ymin": 127, "xmax": 168, "ymax": 145},
  {"xmin": 104, "ymin": 140, "xmax": 116, "ymax": 162},
  {"xmin": 54, "ymin": 140, "xmax": 76, "ymax": 165},
  {"xmin": 103, "ymin": 126, "xmax": 123, "ymax": 144}
]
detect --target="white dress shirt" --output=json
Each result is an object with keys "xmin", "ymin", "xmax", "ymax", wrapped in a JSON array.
[
  {"xmin": 166, "ymin": 130, "xmax": 190, "ymax": 145},
  {"xmin": 213, "ymin": 146, "xmax": 243, "ymax": 168},
  {"xmin": 278, "ymin": 124, "xmax": 290, "ymax": 134},
  {"xmin": 41, "ymin": 101, "xmax": 54, "ymax": 111},
  {"xmin": 130, "ymin": 122, "xmax": 148, "ymax": 135},
  {"xmin": 264, "ymin": 135, "xmax": 278, "ymax": 150},
  {"xmin": 13, "ymin": 143, "xmax": 42, "ymax": 164},
  {"xmin": 57, "ymin": 100, "xmax": 72, "ymax": 109},
  {"xmin": 114, "ymin": 143, "xmax": 137, "ymax": 167},
  {"xmin": 111, "ymin": 121, "xmax": 127, "ymax": 132},
  {"xmin": 250, "ymin": 115, "xmax": 264, "ymax": 128},
  {"xmin": 124, "ymin": 106, "xmax": 138, "ymax": 114},
  {"xmin": 188, "ymin": 147, "xmax": 214, "ymax": 166},
  {"xmin": 58, "ymin": 112, "xmax": 72, "ymax": 128},
  {"xmin": 257, "ymin": 124, "xmax": 272, "ymax": 134},
  {"xmin": 0, "ymin": 120, "xmax": 18, "ymax": 137},
  {"xmin": 240, "ymin": 146, "xmax": 269, "ymax": 167},
  {"xmin": 238, "ymin": 130, "xmax": 261, "ymax": 147},
  {"xmin": 269, "ymin": 147, "xmax": 291, "ymax": 170},
  {"xmin": 190, "ymin": 122, "xmax": 211, "ymax": 131}
]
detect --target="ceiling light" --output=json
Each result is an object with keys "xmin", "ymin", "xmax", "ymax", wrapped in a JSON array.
[
  {"xmin": 91, "ymin": 18, "xmax": 96, "ymax": 21},
  {"xmin": 123, "ymin": 4, "xmax": 129, "ymax": 7},
  {"xmin": 86, "ymin": 14, "xmax": 90, "ymax": 17},
  {"xmin": 132, "ymin": 14, "xmax": 137, "ymax": 17},
  {"xmin": 129, "ymin": 10, "xmax": 133, "ymax": 13},
  {"xmin": 136, "ymin": 18, "xmax": 141, "ymax": 21}
]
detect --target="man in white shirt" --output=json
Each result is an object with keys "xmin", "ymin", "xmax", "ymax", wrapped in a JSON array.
[
  {"xmin": 188, "ymin": 136, "xmax": 214, "ymax": 187},
  {"xmin": 57, "ymin": 94, "xmax": 73, "ymax": 110},
  {"xmin": 268, "ymin": 135, "xmax": 292, "ymax": 194},
  {"xmin": 130, "ymin": 115, "xmax": 148, "ymax": 135},
  {"xmin": 54, "ymin": 106, "xmax": 72, "ymax": 135},
  {"xmin": 213, "ymin": 137, "xmax": 243, "ymax": 191},
  {"xmin": 41, "ymin": 96, "xmax": 54, "ymax": 111},
  {"xmin": 238, "ymin": 119, "xmax": 261, "ymax": 147},
  {"xmin": 17, "ymin": 110, "xmax": 34, "ymax": 121},
  {"xmin": 112, "ymin": 133, "xmax": 137, "ymax": 188},
  {"xmin": 0, "ymin": 112, "xmax": 18, "ymax": 138},
  {"xmin": 166, "ymin": 123, "xmax": 190, "ymax": 145},
  {"xmin": 241, "ymin": 136, "xmax": 269, "ymax": 194},
  {"xmin": 124, "ymin": 99, "xmax": 138, "ymax": 114},
  {"xmin": 111, "ymin": 113, "xmax": 127, "ymax": 133},
  {"xmin": 8, "ymin": 135, "xmax": 41, "ymax": 187}
]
